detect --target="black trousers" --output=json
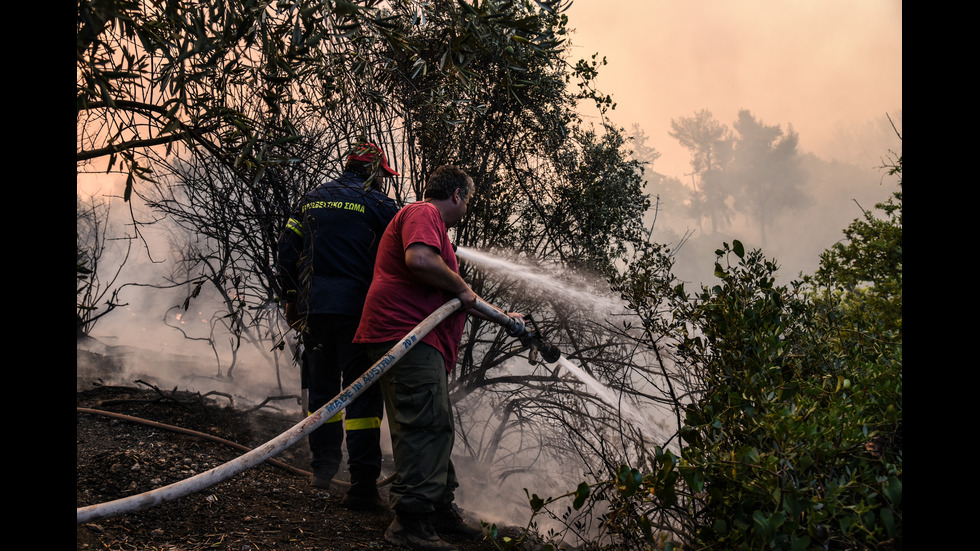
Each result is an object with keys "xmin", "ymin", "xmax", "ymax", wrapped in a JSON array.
[{"xmin": 302, "ymin": 314, "xmax": 384, "ymax": 483}]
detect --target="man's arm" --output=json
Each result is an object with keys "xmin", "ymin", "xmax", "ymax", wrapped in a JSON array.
[
  {"xmin": 276, "ymin": 214, "xmax": 304, "ymax": 329},
  {"xmin": 404, "ymin": 243, "xmax": 478, "ymax": 309}
]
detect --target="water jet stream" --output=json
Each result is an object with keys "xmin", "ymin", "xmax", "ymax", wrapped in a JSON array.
[
  {"xmin": 457, "ymin": 247, "xmax": 624, "ymax": 314},
  {"xmin": 555, "ymin": 356, "xmax": 666, "ymax": 442}
]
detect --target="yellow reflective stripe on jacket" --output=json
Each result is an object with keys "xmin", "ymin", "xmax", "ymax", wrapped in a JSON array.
[
  {"xmin": 345, "ymin": 417, "xmax": 382, "ymax": 431},
  {"xmin": 285, "ymin": 217, "xmax": 303, "ymax": 237}
]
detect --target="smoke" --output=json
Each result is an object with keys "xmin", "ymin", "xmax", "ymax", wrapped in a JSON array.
[
  {"xmin": 643, "ymin": 120, "xmax": 901, "ymax": 289},
  {"xmin": 565, "ymin": 0, "xmax": 901, "ymax": 181},
  {"xmin": 562, "ymin": 0, "xmax": 901, "ymax": 289},
  {"xmin": 450, "ymin": 389, "xmax": 608, "ymax": 539},
  {"xmin": 77, "ymin": 172, "xmax": 302, "ymax": 409}
]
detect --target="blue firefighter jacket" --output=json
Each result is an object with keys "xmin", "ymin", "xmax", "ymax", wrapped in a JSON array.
[{"xmin": 276, "ymin": 172, "xmax": 399, "ymax": 317}]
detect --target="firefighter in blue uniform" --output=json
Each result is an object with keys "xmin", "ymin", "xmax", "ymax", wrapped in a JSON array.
[{"xmin": 276, "ymin": 141, "xmax": 400, "ymax": 510}]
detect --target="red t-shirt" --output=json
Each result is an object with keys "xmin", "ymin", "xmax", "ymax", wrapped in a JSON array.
[{"xmin": 354, "ymin": 201, "xmax": 466, "ymax": 373}]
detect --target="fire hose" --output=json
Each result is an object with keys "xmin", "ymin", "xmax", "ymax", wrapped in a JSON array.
[{"xmin": 77, "ymin": 297, "xmax": 559, "ymax": 524}]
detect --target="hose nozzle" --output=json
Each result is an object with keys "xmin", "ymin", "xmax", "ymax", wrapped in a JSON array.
[
  {"xmin": 470, "ymin": 299, "xmax": 562, "ymax": 365},
  {"xmin": 531, "ymin": 338, "xmax": 562, "ymax": 364},
  {"xmin": 512, "ymin": 315, "xmax": 561, "ymax": 365}
]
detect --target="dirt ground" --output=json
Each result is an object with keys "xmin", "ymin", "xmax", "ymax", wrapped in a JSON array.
[{"xmin": 76, "ymin": 350, "xmax": 532, "ymax": 551}]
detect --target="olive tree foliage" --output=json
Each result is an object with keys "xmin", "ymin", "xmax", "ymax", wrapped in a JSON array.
[
  {"xmin": 76, "ymin": 0, "xmax": 575, "ymax": 222},
  {"xmin": 76, "ymin": 0, "xmax": 576, "ymax": 369},
  {"xmin": 79, "ymin": 0, "xmax": 431, "ymax": 196}
]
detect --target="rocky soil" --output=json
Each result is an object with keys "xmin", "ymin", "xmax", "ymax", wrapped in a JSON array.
[{"xmin": 76, "ymin": 348, "xmax": 529, "ymax": 551}]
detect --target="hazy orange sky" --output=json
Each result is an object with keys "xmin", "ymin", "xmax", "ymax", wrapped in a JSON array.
[{"xmin": 563, "ymin": 0, "xmax": 903, "ymax": 178}]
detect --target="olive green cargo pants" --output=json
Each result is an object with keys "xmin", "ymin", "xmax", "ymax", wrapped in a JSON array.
[{"xmin": 365, "ymin": 342, "xmax": 459, "ymax": 515}]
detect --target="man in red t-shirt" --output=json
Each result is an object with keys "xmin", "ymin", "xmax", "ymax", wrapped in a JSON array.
[{"xmin": 354, "ymin": 165, "xmax": 522, "ymax": 551}]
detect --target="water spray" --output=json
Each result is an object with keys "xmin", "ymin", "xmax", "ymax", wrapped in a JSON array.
[
  {"xmin": 482, "ymin": 294, "xmax": 666, "ymax": 441},
  {"xmin": 458, "ymin": 246, "xmax": 671, "ymax": 442}
]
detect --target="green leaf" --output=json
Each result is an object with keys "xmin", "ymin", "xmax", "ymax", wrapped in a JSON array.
[
  {"xmin": 528, "ymin": 492, "xmax": 544, "ymax": 512},
  {"xmin": 880, "ymin": 508, "xmax": 895, "ymax": 536},
  {"xmin": 733, "ymin": 239, "xmax": 745, "ymax": 258},
  {"xmin": 640, "ymin": 515, "xmax": 653, "ymax": 542},
  {"xmin": 572, "ymin": 482, "xmax": 590, "ymax": 510},
  {"xmin": 882, "ymin": 477, "xmax": 902, "ymax": 507},
  {"xmin": 679, "ymin": 464, "xmax": 704, "ymax": 493},
  {"xmin": 790, "ymin": 533, "xmax": 812, "ymax": 551},
  {"xmin": 740, "ymin": 446, "xmax": 760, "ymax": 464}
]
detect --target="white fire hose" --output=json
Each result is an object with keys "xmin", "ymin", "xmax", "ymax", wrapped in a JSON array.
[{"xmin": 77, "ymin": 298, "xmax": 523, "ymax": 524}]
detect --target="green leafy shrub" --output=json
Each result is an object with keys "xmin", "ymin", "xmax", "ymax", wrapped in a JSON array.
[
  {"xmin": 503, "ymin": 235, "xmax": 901, "ymax": 549},
  {"xmin": 675, "ymin": 240, "xmax": 901, "ymax": 550},
  {"xmin": 495, "ymin": 152, "xmax": 901, "ymax": 550}
]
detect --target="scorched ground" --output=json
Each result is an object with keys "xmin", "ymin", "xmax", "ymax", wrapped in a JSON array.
[{"xmin": 76, "ymin": 381, "xmax": 521, "ymax": 551}]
